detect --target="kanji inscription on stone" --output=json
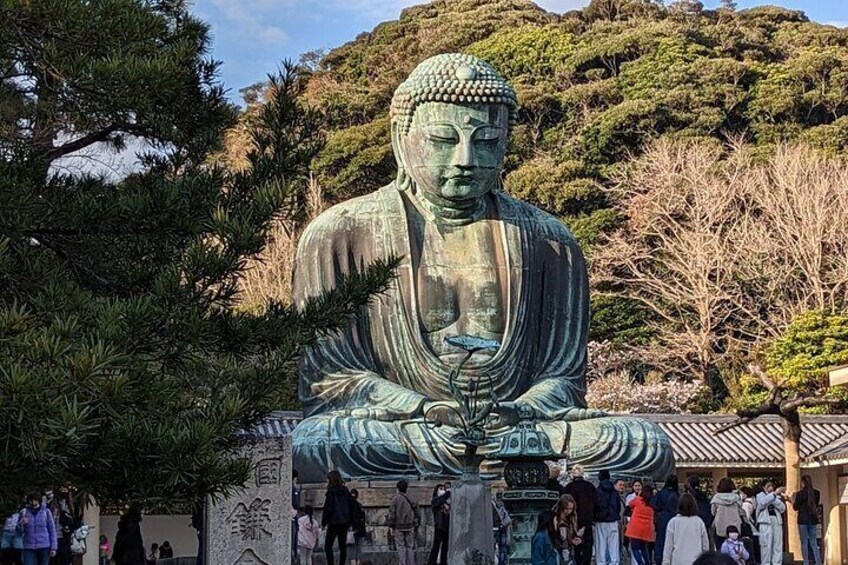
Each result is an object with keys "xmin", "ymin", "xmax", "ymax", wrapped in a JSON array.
[
  {"xmin": 232, "ymin": 548, "xmax": 271, "ymax": 565},
  {"xmin": 206, "ymin": 436, "xmax": 291, "ymax": 565},
  {"xmin": 227, "ymin": 498, "xmax": 273, "ymax": 541},
  {"xmin": 254, "ymin": 457, "xmax": 282, "ymax": 486}
]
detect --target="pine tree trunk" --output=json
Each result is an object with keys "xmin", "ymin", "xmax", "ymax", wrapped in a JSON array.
[{"xmin": 783, "ymin": 415, "xmax": 802, "ymax": 562}]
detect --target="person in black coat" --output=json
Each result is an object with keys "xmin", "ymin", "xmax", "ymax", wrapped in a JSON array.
[
  {"xmin": 563, "ymin": 465, "xmax": 596, "ymax": 565},
  {"xmin": 349, "ymin": 489, "xmax": 368, "ymax": 565},
  {"xmin": 652, "ymin": 475, "xmax": 680, "ymax": 565},
  {"xmin": 686, "ymin": 476, "xmax": 713, "ymax": 535},
  {"xmin": 112, "ymin": 504, "xmax": 145, "ymax": 565},
  {"xmin": 158, "ymin": 541, "xmax": 173, "ymax": 558},
  {"xmin": 427, "ymin": 483, "xmax": 450, "ymax": 565},
  {"xmin": 322, "ymin": 471, "xmax": 353, "ymax": 565},
  {"xmin": 792, "ymin": 475, "xmax": 822, "ymax": 565}
]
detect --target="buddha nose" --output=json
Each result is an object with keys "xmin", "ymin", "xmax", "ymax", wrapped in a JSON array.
[{"xmin": 451, "ymin": 138, "xmax": 477, "ymax": 169}]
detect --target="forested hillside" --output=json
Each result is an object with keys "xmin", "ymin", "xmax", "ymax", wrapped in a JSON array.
[{"xmin": 234, "ymin": 0, "xmax": 848, "ymax": 412}]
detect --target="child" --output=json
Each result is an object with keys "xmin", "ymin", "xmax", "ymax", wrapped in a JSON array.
[
  {"xmin": 98, "ymin": 534, "xmax": 110, "ymax": 565},
  {"xmin": 296, "ymin": 505, "xmax": 320, "ymax": 565},
  {"xmin": 720, "ymin": 525, "xmax": 750, "ymax": 565}
]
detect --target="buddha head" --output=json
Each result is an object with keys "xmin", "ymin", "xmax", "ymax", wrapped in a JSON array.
[{"xmin": 390, "ymin": 54, "xmax": 518, "ymax": 208}]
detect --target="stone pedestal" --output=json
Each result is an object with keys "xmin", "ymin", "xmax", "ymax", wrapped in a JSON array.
[
  {"xmin": 448, "ymin": 475, "xmax": 494, "ymax": 565},
  {"xmin": 206, "ymin": 437, "xmax": 292, "ymax": 565},
  {"xmin": 501, "ymin": 489, "xmax": 559, "ymax": 564}
]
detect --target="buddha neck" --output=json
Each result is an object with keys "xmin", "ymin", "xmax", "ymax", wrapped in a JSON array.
[{"xmin": 408, "ymin": 184, "xmax": 488, "ymax": 227}]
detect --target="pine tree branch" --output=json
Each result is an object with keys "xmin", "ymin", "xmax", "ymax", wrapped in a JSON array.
[
  {"xmin": 43, "ymin": 125, "xmax": 120, "ymax": 161},
  {"xmin": 33, "ymin": 236, "xmax": 119, "ymax": 294}
]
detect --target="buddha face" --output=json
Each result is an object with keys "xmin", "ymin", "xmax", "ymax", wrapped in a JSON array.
[{"xmin": 399, "ymin": 102, "xmax": 508, "ymax": 203}]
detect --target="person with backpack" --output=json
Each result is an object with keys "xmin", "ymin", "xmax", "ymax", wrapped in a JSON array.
[
  {"xmin": 594, "ymin": 470, "xmax": 622, "ymax": 565},
  {"xmin": 18, "ymin": 494, "xmax": 57, "ymax": 565},
  {"xmin": 387, "ymin": 480, "xmax": 420, "ymax": 565},
  {"xmin": 296, "ymin": 505, "xmax": 320, "ymax": 565},
  {"xmin": 652, "ymin": 475, "xmax": 680, "ymax": 565},
  {"xmin": 322, "ymin": 471, "xmax": 353, "ymax": 565},
  {"xmin": 492, "ymin": 498, "xmax": 512, "ymax": 565},
  {"xmin": 112, "ymin": 504, "xmax": 144, "ymax": 565},
  {"xmin": 553, "ymin": 494, "xmax": 583, "ymax": 565},
  {"xmin": 427, "ymin": 484, "xmax": 450, "ymax": 565},
  {"xmin": 563, "ymin": 465, "xmax": 596, "ymax": 565},
  {"xmin": 792, "ymin": 475, "xmax": 821, "ymax": 565}
]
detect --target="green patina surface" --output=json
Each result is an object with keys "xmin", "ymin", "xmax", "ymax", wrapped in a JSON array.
[{"xmin": 290, "ymin": 54, "xmax": 675, "ymax": 482}]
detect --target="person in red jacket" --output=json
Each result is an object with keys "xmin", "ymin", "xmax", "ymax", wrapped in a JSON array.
[{"xmin": 626, "ymin": 485, "xmax": 656, "ymax": 565}]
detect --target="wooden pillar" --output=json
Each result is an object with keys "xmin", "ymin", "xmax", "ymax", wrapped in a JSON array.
[
  {"xmin": 825, "ymin": 467, "xmax": 844, "ymax": 565},
  {"xmin": 710, "ymin": 467, "xmax": 729, "ymax": 490},
  {"xmin": 82, "ymin": 500, "xmax": 100, "ymax": 565}
]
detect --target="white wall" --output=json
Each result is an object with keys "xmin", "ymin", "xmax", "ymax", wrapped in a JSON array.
[{"xmin": 100, "ymin": 515, "xmax": 197, "ymax": 558}]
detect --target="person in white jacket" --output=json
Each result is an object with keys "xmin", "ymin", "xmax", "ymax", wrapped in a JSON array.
[
  {"xmin": 663, "ymin": 494, "xmax": 709, "ymax": 565},
  {"xmin": 755, "ymin": 479, "xmax": 787, "ymax": 565}
]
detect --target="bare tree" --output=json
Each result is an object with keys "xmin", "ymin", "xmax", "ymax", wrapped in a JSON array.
[{"xmin": 593, "ymin": 140, "xmax": 848, "ymax": 384}]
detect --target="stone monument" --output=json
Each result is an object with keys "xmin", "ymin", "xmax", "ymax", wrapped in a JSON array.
[
  {"xmin": 291, "ymin": 52, "xmax": 675, "ymax": 483},
  {"xmin": 206, "ymin": 437, "xmax": 291, "ymax": 565}
]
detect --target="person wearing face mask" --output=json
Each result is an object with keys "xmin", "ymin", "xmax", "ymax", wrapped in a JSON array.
[
  {"xmin": 427, "ymin": 484, "xmax": 450, "ymax": 565},
  {"xmin": 720, "ymin": 526, "xmax": 749, "ymax": 565},
  {"xmin": 18, "ymin": 494, "xmax": 56, "ymax": 565},
  {"xmin": 755, "ymin": 479, "xmax": 786, "ymax": 565}
]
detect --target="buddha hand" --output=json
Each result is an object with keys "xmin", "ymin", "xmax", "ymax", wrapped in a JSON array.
[{"xmin": 421, "ymin": 400, "xmax": 465, "ymax": 428}]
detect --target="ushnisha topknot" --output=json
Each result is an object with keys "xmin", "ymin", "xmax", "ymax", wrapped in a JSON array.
[{"xmin": 390, "ymin": 53, "xmax": 519, "ymax": 136}]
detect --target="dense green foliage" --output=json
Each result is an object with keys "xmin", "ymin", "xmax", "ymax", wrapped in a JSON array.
[
  {"xmin": 0, "ymin": 0, "xmax": 394, "ymax": 509},
  {"xmin": 296, "ymin": 0, "xmax": 848, "ymax": 366},
  {"xmin": 753, "ymin": 312, "xmax": 848, "ymax": 406}
]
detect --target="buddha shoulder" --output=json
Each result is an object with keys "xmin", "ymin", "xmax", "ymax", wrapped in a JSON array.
[
  {"xmin": 500, "ymin": 192, "xmax": 582, "ymax": 250},
  {"xmin": 297, "ymin": 189, "xmax": 386, "ymax": 249}
]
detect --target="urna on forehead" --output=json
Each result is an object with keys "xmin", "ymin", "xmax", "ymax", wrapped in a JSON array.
[{"xmin": 390, "ymin": 53, "xmax": 518, "ymax": 135}]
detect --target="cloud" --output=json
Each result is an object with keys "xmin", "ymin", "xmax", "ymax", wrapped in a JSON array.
[
  {"xmin": 208, "ymin": 0, "xmax": 290, "ymax": 46},
  {"xmin": 535, "ymin": 0, "xmax": 590, "ymax": 12},
  {"xmin": 825, "ymin": 20, "xmax": 848, "ymax": 28}
]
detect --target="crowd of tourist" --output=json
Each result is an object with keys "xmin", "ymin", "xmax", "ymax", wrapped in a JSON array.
[
  {"xmin": 0, "ymin": 495, "xmax": 179, "ymax": 565},
  {"xmin": 289, "ymin": 465, "xmax": 822, "ymax": 565}
]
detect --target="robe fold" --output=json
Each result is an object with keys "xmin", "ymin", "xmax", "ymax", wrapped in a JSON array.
[{"xmin": 291, "ymin": 184, "xmax": 674, "ymax": 481}]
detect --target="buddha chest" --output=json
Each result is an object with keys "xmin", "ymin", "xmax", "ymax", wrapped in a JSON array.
[{"xmin": 409, "ymin": 211, "xmax": 508, "ymax": 358}]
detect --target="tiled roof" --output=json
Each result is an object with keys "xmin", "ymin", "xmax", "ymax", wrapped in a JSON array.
[
  {"xmin": 250, "ymin": 411, "xmax": 848, "ymax": 469},
  {"xmin": 640, "ymin": 414, "xmax": 848, "ymax": 469},
  {"xmin": 244, "ymin": 410, "xmax": 301, "ymax": 437}
]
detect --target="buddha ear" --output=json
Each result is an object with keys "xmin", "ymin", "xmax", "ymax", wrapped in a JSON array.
[{"xmin": 391, "ymin": 121, "xmax": 412, "ymax": 192}]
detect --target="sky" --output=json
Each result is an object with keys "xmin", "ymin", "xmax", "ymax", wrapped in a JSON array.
[
  {"xmin": 192, "ymin": 0, "xmax": 848, "ymax": 103},
  {"xmin": 55, "ymin": 0, "xmax": 848, "ymax": 178}
]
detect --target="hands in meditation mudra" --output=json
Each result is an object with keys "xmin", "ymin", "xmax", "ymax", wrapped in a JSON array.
[{"xmin": 291, "ymin": 53, "xmax": 674, "ymax": 482}]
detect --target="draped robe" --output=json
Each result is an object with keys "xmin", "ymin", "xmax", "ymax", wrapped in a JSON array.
[{"xmin": 291, "ymin": 184, "xmax": 674, "ymax": 482}]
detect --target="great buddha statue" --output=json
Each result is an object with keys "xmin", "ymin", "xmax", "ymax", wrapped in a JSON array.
[{"xmin": 291, "ymin": 53, "xmax": 674, "ymax": 482}]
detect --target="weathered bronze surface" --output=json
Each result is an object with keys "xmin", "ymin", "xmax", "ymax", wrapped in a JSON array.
[{"xmin": 291, "ymin": 53, "xmax": 674, "ymax": 482}]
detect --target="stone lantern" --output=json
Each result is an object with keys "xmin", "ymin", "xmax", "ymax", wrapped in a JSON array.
[{"xmin": 490, "ymin": 404, "xmax": 566, "ymax": 564}]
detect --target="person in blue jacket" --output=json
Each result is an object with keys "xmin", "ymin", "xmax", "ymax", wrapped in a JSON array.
[
  {"xmin": 652, "ymin": 475, "xmax": 680, "ymax": 565},
  {"xmin": 18, "ymin": 494, "xmax": 57, "ymax": 565},
  {"xmin": 531, "ymin": 510, "xmax": 559, "ymax": 565}
]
